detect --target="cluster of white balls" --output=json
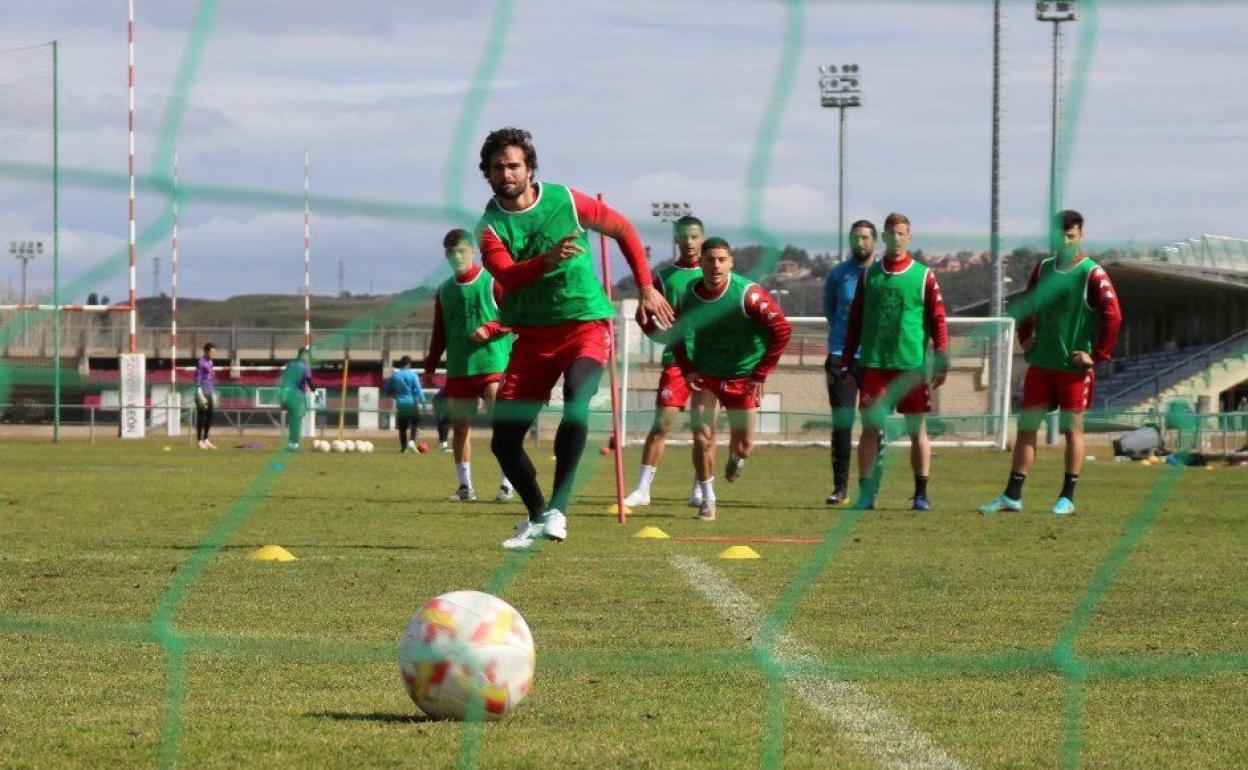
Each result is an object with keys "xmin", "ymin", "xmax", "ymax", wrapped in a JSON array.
[{"xmin": 312, "ymin": 439, "xmax": 375, "ymax": 453}]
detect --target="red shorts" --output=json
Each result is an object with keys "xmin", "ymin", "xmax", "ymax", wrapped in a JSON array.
[
  {"xmin": 858, "ymin": 368, "xmax": 931, "ymax": 415},
  {"xmin": 655, "ymin": 365, "xmax": 691, "ymax": 409},
  {"xmin": 443, "ymin": 373, "xmax": 503, "ymax": 401},
  {"xmin": 497, "ymin": 320, "xmax": 612, "ymax": 403},
  {"xmin": 1021, "ymin": 366, "xmax": 1095, "ymax": 412},
  {"xmin": 698, "ymin": 373, "xmax": 759, "ymax": 410}
]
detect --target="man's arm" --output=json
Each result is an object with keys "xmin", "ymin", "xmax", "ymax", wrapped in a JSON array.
[
  {"xmin": 924, "ymin": 271, "xmax": 950, "ymax": 385},
  {"xmin": 1086, "ymin": 266, "xmax": 1123, "ymax": 363},
  {"xmin": 1015, "ymin": 262, "xmax": 1042, "ymax": 350},
  {"xmin": 424, "ymin": 292, "xmax": 446, "ymax": 379},
  {"xmin": 479, "ymin": 225, "xmax": 552, "ymax": 292},
  {"xmin": 570, "ymin": 188, "xmax": 674, "ymax": 326},
  {"xmin": 839, "ymin": 278, "xmax": 866, "ymax": 365},
  {"xmin": 743, "ymin": 285, "xmax": 792, "ymax": 382},
  {"xmin": 822, "ymin": 268, "xmax": 838, "ymax": 325}
]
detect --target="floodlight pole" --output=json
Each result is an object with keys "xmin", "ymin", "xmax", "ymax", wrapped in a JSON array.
[
  {"xmin": 990, "ymin": 0, "xmax": 1004, "ymax": 439},
  {"xmin": 1036, "ymin": 1, "xmax": 1077, "ymax": 247},
  {"xmin": 819, "ymin": 64, "xmax": 862, "ymax": 262}
]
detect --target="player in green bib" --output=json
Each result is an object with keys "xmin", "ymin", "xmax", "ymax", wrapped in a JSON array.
[
  {"xmin": 840, "ymin": 213, "xmax": 950, "ymax": 511},
  {"xmin": 623, "ymin": 214, "xmax": 706, "ymax": 511},
  {"xmin": 474, "ymin": 127, "xmax": 675, "ymax": 550},
  {"xmin": 278, "ymin": 347, "xmax": 314, "ymax": 451},
  {"xmin": 423, "ymin": 229, "xmax": 515, "ymax": 503},
  {"xmin": 979, "ymin": 210, "xmax": 1122, "ymax": 516},
  {"xmin": 646, "ymin": 238, "xmax": 791, "ymax": 521}
]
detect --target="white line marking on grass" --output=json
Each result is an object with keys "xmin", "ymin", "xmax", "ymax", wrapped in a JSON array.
[{"xmin": 669, "ymin": 555, "xmax": 971, "ymax": 770}]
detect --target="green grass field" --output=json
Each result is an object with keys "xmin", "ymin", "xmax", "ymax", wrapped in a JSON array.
[{"xmin": 1, "ymin": 437, "xmax": 1245, "ymax": 769}]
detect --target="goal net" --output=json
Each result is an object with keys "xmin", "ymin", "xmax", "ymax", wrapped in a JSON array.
[{"xmin": 617, "ymin": 303, "xmax": 1014, "ymax": 450}]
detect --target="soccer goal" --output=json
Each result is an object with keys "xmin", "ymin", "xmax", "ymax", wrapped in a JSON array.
[{"xmin": 616, "ymin": 303, "xmax": 1015, "ymax": 450}]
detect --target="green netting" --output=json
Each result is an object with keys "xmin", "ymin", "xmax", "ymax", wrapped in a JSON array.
[{"xmin": 1, "ymin": 3, "xmax": 1247, "ymax": 770}]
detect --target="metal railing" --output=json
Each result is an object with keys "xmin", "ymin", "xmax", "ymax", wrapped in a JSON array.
[{"xmin": 1102, "ymin": 327, "xmax": 1248, "ymax": 406}]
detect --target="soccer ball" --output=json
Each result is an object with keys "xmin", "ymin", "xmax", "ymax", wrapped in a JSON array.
[
  {"xmin": 331, "ymin": 440, "xmax": 345, "ymax": 453},
  {"xmin": 417, "ymin": 441, "xmax": 429, "ymax": 454},
  {"xmin": 313, "ymin": 440, "xmax": 330, "ymax": 453},
  {"xmin": 344, "ymin": 439, "xmax": 357, "ymax": 452},
  {"xmin": 398, "ymin": 590, "xmax": 535, "ymax": 721}
]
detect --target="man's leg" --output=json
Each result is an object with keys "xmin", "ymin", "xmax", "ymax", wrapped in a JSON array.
[
  {"xmin": 397, "ymin": 411, "xmax": 409, "ymax": 451},
  {"xmin": 826, "ymin": 356, "xmax": 857, "ymax": 502},
  {"xmin": 480, "ymin": 382, "xmax": 514, "ymax": 497},
  {"xmin": 286, "ymin": 399, "xmax": 306, "ymax": 446},
  {"xmin": 491, "ymin": 398, "xmax": 545, "ymax": 521},
  {"xmin": 690, "ymin": 388, "xmax": 719, "ymax": 518},
  {"xmin": 906, "ymin": 414, "xmax": 931, "ymax": 507},
  {"xmin": 549, "ymin": 357, "xmax": 605, "ymax": 514},
  {"xmin": 725, "ymin": 406, "xmax": 756, "ymax": 481},
  {"xmin": 203, "ymin": 401, "xmax": 214, "ymax": 444},
  {"xmin": 627, "ymin": 406, "xmax": 677, "ymax": 505},
  {"xmin": 1054, "ymin": 410, "xmax": 1085, "ymax": 513}
]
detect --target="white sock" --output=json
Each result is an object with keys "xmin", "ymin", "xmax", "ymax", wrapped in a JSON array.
[
  {"xmin": 691, "ymin": 476, "xmax": 702, "ymax": 497},
  {"xmin": 501, "ymin": 475, "xmax": 513, "ymax": 491},
  {"xmin": 730, "ymin": 453, "xmax": 746, "ymax": 468},
  {"xmin": 457, "ymin": 462, "xmax": 471, "ymax": 488},
  {"xmin": 699, "ymin": 477, "xmax": 716, "ymax": 502},
  {"xmin": 637, "ymin": 464, "xmax": 657, "ymax": 493}
]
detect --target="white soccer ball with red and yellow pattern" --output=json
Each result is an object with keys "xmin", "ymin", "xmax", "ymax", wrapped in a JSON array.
[{"xmin": 397, "ymin": 590, "xmax": 535, "ymax": 721}]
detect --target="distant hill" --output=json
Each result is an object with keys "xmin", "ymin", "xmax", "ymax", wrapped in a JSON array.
[{"xmin": 136, "ymin": 291, "xmax": 436, "ymax": 329}]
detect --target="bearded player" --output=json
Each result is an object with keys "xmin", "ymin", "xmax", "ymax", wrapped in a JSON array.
[
  {"xmin": 648, "ymin": 237, "xmax": 791, "ymax": 520},
  {"xmin": 979, "ymin": 210, "xmax": 1121, "ymax": 516},
  {"xmin": 423, "ymin": 228, "xmax": 515, "ymax": 503},
  {"xmin": 840, "ymin": 213, "xmax": 949, "ymax": 511},
  {"xmin": 475, "ymin": 127, "xmax": 674, "ymax": 550},
  {"xmin": 622, "ymin": 214, "xmax": 705, "ymax": 510}
]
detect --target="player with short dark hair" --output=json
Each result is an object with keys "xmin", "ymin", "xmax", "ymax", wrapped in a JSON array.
[
  {"xmin": 822, "ymin": 220, "xmax": 877, "ymax": 504},
  {"xmin": 647, "ymin": 237, "xmax": 791, "ymax": 520},
  {"xmin": 475, "ymin": 127, "xmax": 674, "ymax": 549},
  {"xmin": 423, "ymin": 228, "xmax": 514, "ymax": 502},
  {"xmin": 195, "ymin": 342, "xmax": 218, "ymax": 449},
  {"xmin": 979, "ymin": 209, "xmax": 1121, "ymax": 516},
  {"xmin": 623, "ymin": 214, "xmax": 705, "ymax": 510},
  {"xmin": 841, "ymin": 213, "xmax": 949, "ymax": 511}
]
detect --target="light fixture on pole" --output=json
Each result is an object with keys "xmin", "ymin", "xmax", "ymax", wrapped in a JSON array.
[
  {"xmin": 819, "ymin": 64, "xmax": 862, "ymax": 262},
  {"xmin": 10, "ymin": 239, "xmax": 43, "ymax": 346},
  {"xmin": 1036, "ymin": 0, "xmax": 1076, "ymax": 249},
  {"xmin": 650, "ymin": 201, "xmax": 692, "ymax": 260}
]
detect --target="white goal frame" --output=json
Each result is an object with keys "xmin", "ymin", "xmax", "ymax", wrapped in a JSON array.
[{"xmin": 618, "ymin": 307, "xmax": 1014, "ymax": 451}]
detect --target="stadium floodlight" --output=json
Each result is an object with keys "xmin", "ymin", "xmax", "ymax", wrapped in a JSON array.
[
  {"xmin": 1037, "ymin": 1, "xmax": 1077, "ymax": 248},
  {"xmin": 9, "ymin": 240, "xmax": 44, "ymax": 307},
  {"xmin": 818, "ymin": 64, "xmax": 862, "ymax": 261},
  {"xmin": 651, "ymin": 200, "xmax": 693, "ymax": 259}
]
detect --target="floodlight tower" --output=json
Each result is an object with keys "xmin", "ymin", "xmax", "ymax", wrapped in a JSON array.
[
  {"xmin": 650, "ymin": 201, "xmax": 692, "ymax": 260},
  {"xmin": 1036, "ymin": 0, "xmax": 1077, "ymax": 243},
  {"xmin": 9, "ymin": 240, "xmax": 43, "ymax": 346},
  {"xmin": 819, "ymin": 64, "xmax": 862, "ymax": 262}
]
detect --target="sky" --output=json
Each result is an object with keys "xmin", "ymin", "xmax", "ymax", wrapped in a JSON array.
[{"xmin": 1, "ymin": 0, "xmax": 1245, "ymax": 304}]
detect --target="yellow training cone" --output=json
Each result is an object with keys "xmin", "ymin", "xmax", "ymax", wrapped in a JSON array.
[
  {"xmin": 249, "ymin": 544, "xmax": 297, "ymax": 562},
  {"xmin": 718, "ymin": 545, "xmax": 761, "ymax": 560},
  {"xmin": 634, "ymin": 526, "xmax": 669, "ymax": 539},
  {"xmin": 608, "ymin": 503, "xmax": 633, "ymax": 515}
]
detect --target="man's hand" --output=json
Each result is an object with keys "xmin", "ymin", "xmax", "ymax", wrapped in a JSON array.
[
  {"xmin": 833, "ymin": 356, "xmax": 852, "ymax": 377},
  {"xmin": 638, "ymin": 284, "xmax": 675, "ymax": 329},
  {"xmin": 541, "ymin": 233, "xmax": 585, "ymax": 268},
  {"xmin": 687, "ymin": 371, "xmax": 704, "ymax": 392},
  {"xmin": 469, "ymin": 324, "xmax": 491, "ymax": 343},
  {"xmin": 1020, "ymin": 337, "xmax": 1036, "ymax": 353},
  {"xmin": 748, "ymin": 379, "xmax": 765, "ymax": 403},
  {"xmin": 931, "ymin": 368, "xmax": 948, "ymax": 389},
  {"xmin": 421, "ymin": 372, "xmax": 434, "ymax": 388},
  {"xmin": 1071, "ymin": 350, "xmax": 1094, "ymax": 369}
]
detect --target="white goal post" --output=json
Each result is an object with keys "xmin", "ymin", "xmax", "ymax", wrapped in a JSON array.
[{"xmin": 617, "ymin": 303, "xmax": 1014, "ymax": 450}]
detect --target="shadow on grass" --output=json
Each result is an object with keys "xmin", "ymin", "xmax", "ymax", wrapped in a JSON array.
[{"xmin": 304, "ymin": 710, "xmax": 437, "ymax": 724}]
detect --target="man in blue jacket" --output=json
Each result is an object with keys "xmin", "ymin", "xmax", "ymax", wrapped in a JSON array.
[
  {"xmin": 384, "ymin": 355, "xmax": 427, "ymax": 453},
  {"xmin": 822, "ymin": 220, "xmax": 877, "ymax": 505}
]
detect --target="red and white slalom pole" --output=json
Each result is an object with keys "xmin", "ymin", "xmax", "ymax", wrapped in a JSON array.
[
  {"xmin": 170, "ymin": 151, "xmax": 179, "ymax": 386},
  {"xmin": 302, "ymin": 148, "xmax": 311, "ymax": 350},
  {"xmin": 597, "ymin": 193, "xmax": 628, "ymax": 525},
  {"xmin": 127, "ymin": 0, "xmax": 137, "ymax": 354}
]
